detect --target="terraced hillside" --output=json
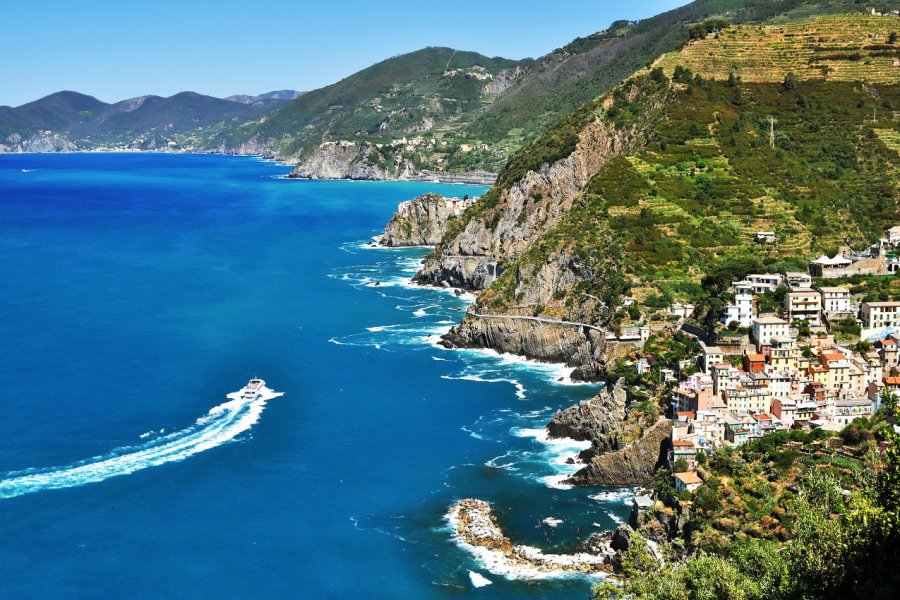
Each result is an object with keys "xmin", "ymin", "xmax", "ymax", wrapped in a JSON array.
[
  {"xmin": 428, "ymin": 14, "xmax": 898, "ymax": 364},
  {"xmin": 655, "ymin": 15, "xmax": 900, "ymax": 84}
]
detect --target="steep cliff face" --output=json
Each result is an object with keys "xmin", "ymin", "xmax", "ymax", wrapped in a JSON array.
[
  {"xmin": 569, "ymin": 419, "xmax": 671, "ymax": 486},
  {"xmin": 547, "ymin": 381, "xmax": 627, "ymax": 450},
  {"xmin": 287, "ymin": 141, "xmax": 417, "ymax": 180},
  {"xmin": 441, "ymin": 315, "xmax": 609, "ymax": 381},
  {"xmin": 0, "ymin": 132, "xmax": 77, "ymax": 153},
  {"xmin": 416, "ymin": 106, "xmax": 652, "ymax": 290},
  {"xmin": 381, "ymin": 194, "xmax": 469, "ymax": 247},
  {"xmin": 548, "ymin": 382, "xmax": 672, "ymax": 486}
]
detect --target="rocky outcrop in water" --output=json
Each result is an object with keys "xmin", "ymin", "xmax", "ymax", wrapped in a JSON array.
[
  {"xmin": 548, "ymin": 381, "xmax": 627, "ymax": 449},
  {"xmin": 548, "ymin": 382, "xmax": 671, "ymax": 486},
  {"xmin": 287, "ymin": 140, "xmax": 416, "ymax": 180},
  {"xmin": 381, "ymin": 194, "xmax": 471, "ymax": 247},
  {"xmin": 570, "ymin": 419, "xmax": 671, "ymax": 486},
  {"xmin": 448, "ymin": 498, "xmax": 613, "ymax": 577}
]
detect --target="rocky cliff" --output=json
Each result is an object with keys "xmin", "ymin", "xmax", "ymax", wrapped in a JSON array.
[
  {"xmin": 415, "ymin": 111, "xmax": 648, "ymax": 291},
  {"xmin": 441, "ymin": 315, "xmax": 609, "ymax": 381},
  {"xmin": 381, "ymin": 194, "xmax": 467, "ymax": 247},
  {"xmin": 0, "ymin": 131, "xmax": 77, "ymax": 153},
  {"xmin": 548, "ymin": 382, "xmax": 672, "ymax": 485},
  {"xmin": 286, "ymin": 140, "xmax": 417, "ymax": 180}
]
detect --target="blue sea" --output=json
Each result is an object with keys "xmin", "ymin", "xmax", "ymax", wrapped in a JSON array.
[{"xmin": 0, "ymin": 154, "xmax": 630, "ymax": 599}]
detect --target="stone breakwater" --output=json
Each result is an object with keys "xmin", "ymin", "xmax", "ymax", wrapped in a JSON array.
[{"xmin": 448, "ymin": 498, "xmax": 613, "ymax": 579}]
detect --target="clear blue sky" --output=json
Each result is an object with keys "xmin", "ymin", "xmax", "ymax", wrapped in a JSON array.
[{"xmin": 1, "ymin": 0, "xmax": 690, "ymax": 107}]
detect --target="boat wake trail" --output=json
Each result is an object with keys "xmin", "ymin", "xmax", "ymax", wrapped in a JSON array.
[{"xmin": 0, "ymin": 389, "xmax": 282, "ymax": 500}]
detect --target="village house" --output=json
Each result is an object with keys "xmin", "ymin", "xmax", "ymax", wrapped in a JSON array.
[
  {"xmin": 820, "ymin": 286, "xmax": 854, "ymax": 321},
  {"xmin": 768, "ymin": 337, "xmax": 800, "ymax": 374},
  {"xmin": 861, "ymin": 301, "xmax": 900, "ymax": 330},
  {"xmin": 722, "ymin": 281, "xmax": 754, "ymax": 327},
  {"xmin": 785, "ymin": 289, "xmax": 822, "ymax": 325},
  {"xmin": 700, "ymin": 343, "xmax": 724, "ymax": 373},
  {"xmin": 751, "ymin": 316, "xmax": 790, "ymax": 352},
  {"xmin": 875, "ymin": 338, "xmax": 900, "ymax": 369},
  {"xmin": 755, "ymin": 231, "xmax": 777, "ymax": 244},
  {"xmin": 819, "ymin": 351, "xmax": 851, "ymax": 393},
  {"xmin": 830, "ymin": 396, "xmax": 873, "ymax": 426},
  {"xmin": 673, "ymin": 471, "xmax": 703, "ymax": 494},
  {"xmin": 723, "ymin": 415, "xmax": 750, "ymax": 447},
  {"xmin": 674, "ymin": 471, "xmax": 703, "ymax": 494},
  {"xmin": 745, "ymin": 273, "xmax": 783, "ymax": 294},
  {"xmin": 785, "ymin": 271, "xmax": 813, "ymax": 290},
  {"xmin": 767, "ymin": 371, "xmax": 791, "ymax": 398},
  {"xmin": 672, "ymin": 439, "xmax": 697, "ymax": 468},
  {"xmin": 669, "ymin": 303, "xmax": 696, "ymax": 320},
  {"xmin": 743, "ymin": 352, "xmax": 766, "ymax": 374},
  {"xmin": 772, "ymin": 397, "xmax": 798, "ymax": 427}
]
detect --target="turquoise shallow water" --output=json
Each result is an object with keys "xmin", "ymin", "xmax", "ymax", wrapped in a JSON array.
[{"xmin": 0, "ymin": 153, "xmax": 629, "ymax": 598}]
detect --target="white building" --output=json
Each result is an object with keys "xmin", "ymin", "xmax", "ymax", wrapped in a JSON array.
[
  {"xmin": 786, "ymin": 272, "xmax": 813, "ymax": 290},
  {"xmin": 820, "ymin": 286, "xmax": 852, "ymax": 314},
  {"xmin": 752, "ymin": 316, "xmax": 790, "ymax": 351},
  {"xmin": 861, "ymin": 301, "xmax": 900, "ymax": 330},
  {"xmin": 745, "ymin": 273, "xmax": 783, "ymax": 294},
  {"xmin": 722, "ymin": 281, "xmax": 754, "ymax": 327}
]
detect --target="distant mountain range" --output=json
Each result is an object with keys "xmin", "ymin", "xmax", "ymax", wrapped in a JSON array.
[{"xmin": 0, "ymin": 90, "xmax": 302, "ymax": 152}]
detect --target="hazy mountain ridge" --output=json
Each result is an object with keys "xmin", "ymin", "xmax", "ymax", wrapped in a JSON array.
[{"xmin": 0, "ymin": 90, "xmax": 301, "ymax": 152}]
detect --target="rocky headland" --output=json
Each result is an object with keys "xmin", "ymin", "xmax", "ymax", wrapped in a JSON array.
[
  {"xmin": 380, "ymin": 193, "xmax": 473, "ymax": 247},
  {"xmin": 547, "ymin": 382, "xmax": 671, "ymax": 486}
]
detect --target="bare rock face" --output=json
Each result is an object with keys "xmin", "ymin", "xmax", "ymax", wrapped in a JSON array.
[
  {"xmin": 547, "ymin": 382, "xmax": 627, "ymax": 450},
  {"xmin": 381, "ymin": 194, "xmax": 464, "ymax": 247},
  {"xmin": 441, "ymin": 315, "xmax": 609, "ymax": 381},
  {"xmin": 547, "ymin": 382, "xmax": 672, "ymax": 486},
  {"xmin": 417, "ymin": 117, "xmax": 641, "ymax": 290},
  {"xmin": 570, "ymin": 419, "xmax": 672, "ymax": 487},
  {"xmin": 0, "ymin": 132, "xmax": 78, "ymax": 153},
  {"xmin": 287, "ymin": 140, "xmax": 416, "ymax": 180}
]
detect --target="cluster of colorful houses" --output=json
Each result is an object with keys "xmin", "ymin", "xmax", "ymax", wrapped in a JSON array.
[{"xmin": 658, "ymin": 227, "xmax": 900, "ymax": 490}]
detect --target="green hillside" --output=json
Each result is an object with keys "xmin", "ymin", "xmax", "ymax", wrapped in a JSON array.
[
  {"xmin": 214, "ymin": 1, "xmax": 887, "ymax": 174},
  {"xmin": 465, "ymin": 16, "xmax": 899, "ymax": 332},
  {"xmin": 215, "ymin": 47, "xmax": 523, "ymax": 170}
]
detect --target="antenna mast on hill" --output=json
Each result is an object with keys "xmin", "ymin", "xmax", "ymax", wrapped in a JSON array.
[{"xmin": 769, "ymin": 116, "xmax": 776, "ymax": 149}]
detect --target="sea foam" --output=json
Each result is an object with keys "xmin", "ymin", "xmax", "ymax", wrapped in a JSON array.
[{"xmin": 0, "ymin": 389, "xmax": 282, "ymax": 500}]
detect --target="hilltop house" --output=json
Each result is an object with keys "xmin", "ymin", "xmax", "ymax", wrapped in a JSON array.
[
  {"xmin": 786, "ymin": 271, "xmax": 813, "ymax": 290},
  {"xmin": 745, "ymin": 273, "xmax": 783, "ymax": 294}
]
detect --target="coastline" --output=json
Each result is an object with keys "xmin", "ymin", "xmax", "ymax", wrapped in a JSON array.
[{"xmin": 3, "ymin": 148, "xmax": 497, "ymax": 185}]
